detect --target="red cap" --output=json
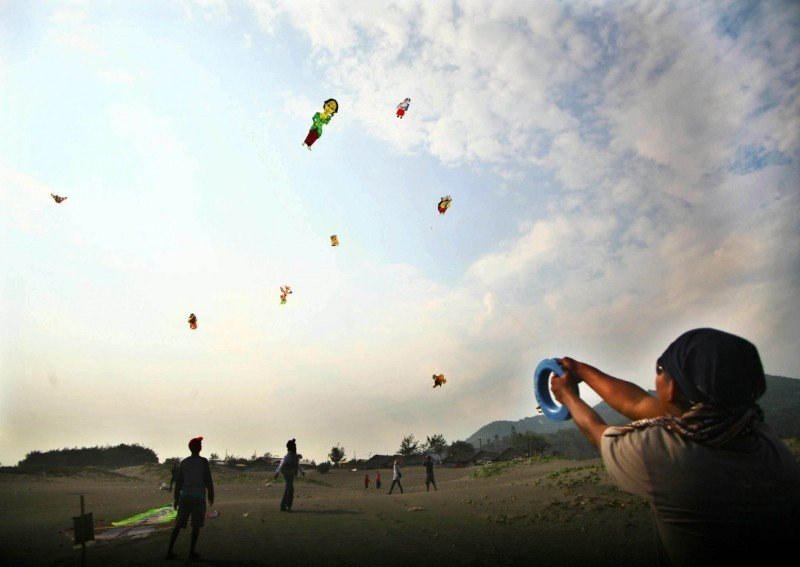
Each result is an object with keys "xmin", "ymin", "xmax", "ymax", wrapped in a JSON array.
[{"xmin": 188, "ymin": 436, "xmax": 203, "ymax": 449}]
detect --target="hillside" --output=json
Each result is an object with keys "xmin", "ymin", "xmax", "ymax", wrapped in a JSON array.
[{"xmin": 466, "ymin": 374, "xmax": 800, "ymax": 456}]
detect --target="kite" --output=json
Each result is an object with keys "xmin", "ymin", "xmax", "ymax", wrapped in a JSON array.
[
  {"xmin": 188, "ymin": 313, "xmax": 197, "ymax": 330},
  {"xmin": 396, "ymin": 97, "xmax": 411, "ymax": 118},
  {"xmin": 437, "ymin": 195, "xmax": 452, "ymax": 215},
  {"xmin": 51, "ymin": 193, "xmax": 68, "ymax": 203},
  {"xmin": 302, "ymin": 98, "xmax": 339, "ymax": 150},
  {"xmin": 280, "ymin": 285, "xmax": 292, "ymax": 305},
  {"xmin": 432, "ymin": 374, "xmax": 447, "ymax": 388},
  {"xmin": 330, "ymin": 235, "xmax": 339, "ymax": 247}
]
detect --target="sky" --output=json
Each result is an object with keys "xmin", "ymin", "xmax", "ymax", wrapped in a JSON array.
[{"xmin": 1, "ymin": 0, "xmax": 798, "ymax": 466}]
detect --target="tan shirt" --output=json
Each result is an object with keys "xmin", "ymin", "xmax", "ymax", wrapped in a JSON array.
[{"xmin": 601, "ymin": 421, "xmax": 800, "ymax": 565}]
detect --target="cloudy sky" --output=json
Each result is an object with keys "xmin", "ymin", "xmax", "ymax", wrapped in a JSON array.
[{"xmin": 1, "ymin": 0, "xmax": 798, "ymax": 466}]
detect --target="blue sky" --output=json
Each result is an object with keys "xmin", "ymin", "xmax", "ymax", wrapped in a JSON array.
[{"xmin": 1, "ymin": 0, "xmax": 798, "ymax": 465}]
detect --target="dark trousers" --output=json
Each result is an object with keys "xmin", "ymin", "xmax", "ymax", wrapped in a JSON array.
[
  {"xmin": 389, "ymin": 479, "xmax": 403, "ymax": 494},
  {"xmin": 280, "ymin": 475, "xmax": 295, "ymax": 510},
  {"xmin": 303, "ymin": 129, "xmax": 320, "ymax": 146},
  {"xmin": 426, "ymin": 473, "xmax": 437, "ymax": 491}
]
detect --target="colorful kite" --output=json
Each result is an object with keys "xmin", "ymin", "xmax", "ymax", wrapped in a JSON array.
[
  {"xmin": 330, "ymin": 235, "xmax": 339, "ymax": 247},
  {"xmin": 51, "ymin": 193, "xmax": 68, "ymax": 203},
  {"xmin": 396, "ymin": 97, "xmax": 411, "ymax": 118},
  {"xmin": 437, "ymin": 195, "xmax": 452, "ymax": 215},
  {"xmin": 280, "ymin": 285, "xmax": 293, "ymax": 305},
  {"xmin": 302, "ymin": 99, "xmax": 339, "ymax": 150},
  {"xmin": 188, "ymin": 313, "xmax": 197, "ymax": 330},
  {"xmin": 432, "ymin": 374, "xmax": 447, "ymax": 388}
]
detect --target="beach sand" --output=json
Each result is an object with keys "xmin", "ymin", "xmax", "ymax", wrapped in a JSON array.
[{"xmin": 1, "ymin": 458, "xmax": 655, "ymax": 566}]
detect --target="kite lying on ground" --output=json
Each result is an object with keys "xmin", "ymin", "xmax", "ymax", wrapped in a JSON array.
[
  {"xmin": 432, "ymin": 374, "xmax": 447, "ymax": 388},
  {"xmin": 302, "ymin": 98, "xmax": 339, "ymax": 150},
  {"xmin": 188, "ymin": 313, "xmax": 197, "ymax": 330},
  {"xmin": 280, "ymin": 285, "xmax": 292, "ymax": 304},
  {"xmin": 396, "ymin": 97, "xmax": 411, "ymax": 118},
  {"xmin": 51, "ymin": 193, "xmax": 68, "ymax": 203},
  {"xmin": 330, "ymin": 234, "xmax": 339, "ymax": 246},
  {"xmin": 437, "ymin": 196, "xmax": 452, "ymax": 215}
]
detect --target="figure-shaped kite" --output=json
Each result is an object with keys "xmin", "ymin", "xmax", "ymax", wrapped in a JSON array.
[
  {"xmin": 302, "ymin": 99, "xmax": 339, "ymax": 150},
  {"xmin": 432, "ymin": 374, "xmax": 447, "ymax": 388},
  {"xmin": 51, "ymin": 193, "xmax": 68, "ymax": 203},
  {"xmin": 437, "ymin": 195, "xmax": 452, "ymax": 215},
  {"xmin": 280, "ymin": 285, "xmax": 293, "ymax": 305},
  {"xmin": 330, "ymin": 235, "xmax": 339, "ymax": 247},
  {"xmin": 396, "ymin": 98, "xmax": 411, "ymax": 118},
  {"xmin": 188, "ymin": 313, "xmax": 197, "ymax": 330}
]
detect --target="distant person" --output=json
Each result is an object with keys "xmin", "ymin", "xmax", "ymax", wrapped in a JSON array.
[
  {"xmin": 423, "ymin": 455, "xmax": 437, "ymax": 492},
  {"xmin": 375, "ymin": 471, "xmax": 382, "ymax": 490},
  {"xmin": 364, "ymin": 473, "xmax": 371, "ymax": 489},
  {"xmin": 166, "ymin": 436, "xmax": 214, "ymax": 561},
  {"xmin": 388, "ymin": 459, "xmax": 403, "ymax": 494},
  {"xmin": 168, "ymin": 461, "xmax": 179, "ymax": 491},
  {"xmin": 275, "ymin": 438, "xmax": 305, "ymax": 511},
  {"xmin": 550, "ymin": 328, "xmax": 800, "ymax": 566}
]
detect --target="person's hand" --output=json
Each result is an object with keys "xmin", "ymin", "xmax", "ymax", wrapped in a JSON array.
[
  {"xmin": 208, "ymin": 498, "xmax": 214, "ymax": 506},
  {"xmin": 557, "ymin": 357, "xmax": 584, "ymax": 383},
  {"xmin": 550, "ymin": 360, "xmax": 581, "ymax": 405}
]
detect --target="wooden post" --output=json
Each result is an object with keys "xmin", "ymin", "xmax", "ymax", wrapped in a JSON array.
[
  {"xmin": 72, "ymin": 494, "xmax": 93, "ymax": 565},
  {"xmin": 80, "ymin": 495, "xmax": 86, "ymax": 566}
]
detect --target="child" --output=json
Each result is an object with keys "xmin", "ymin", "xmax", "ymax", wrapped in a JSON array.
[
  {"xmin": 364, "ymin": 474, "xmax": 371, "ymax": 489},
  {"xmin": 375, "ymin": 472, "xmax": 382, "ymax": 490}
]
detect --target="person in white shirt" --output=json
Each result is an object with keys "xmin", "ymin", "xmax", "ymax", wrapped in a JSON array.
[
  {"xmin": 274, "ymin": 438, "xmax": 305, "ymax": 511},
  {"xmin": 388, "ymin": 459, "xmax": 404, "ymax": 494}
]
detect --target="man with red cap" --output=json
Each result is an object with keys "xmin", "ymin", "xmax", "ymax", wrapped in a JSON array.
[{"xmin": 166, "ymin": 436, "xmax": 215, "ymax": 560}]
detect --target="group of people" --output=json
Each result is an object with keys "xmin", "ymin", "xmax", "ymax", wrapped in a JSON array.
[
  {"xmin": 362, "ymin": 455, "xmax": 438, "ymax": 494},
  {"xmin": 164, "ymin": 328, "xmax": 799, "ymax": 564}
]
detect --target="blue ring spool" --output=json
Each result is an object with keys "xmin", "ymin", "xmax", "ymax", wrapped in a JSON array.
[{"xmin": 533, "ymin": 358, "xmax": 575, "ymax": 421}]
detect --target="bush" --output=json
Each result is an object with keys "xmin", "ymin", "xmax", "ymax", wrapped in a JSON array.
[{"xmin": 317, "ymin": 461, "xmax": 332, "ymax": 474}]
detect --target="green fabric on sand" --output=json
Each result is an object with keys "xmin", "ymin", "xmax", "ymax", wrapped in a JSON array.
[{"xmin": 111, "ymin": 505, "xmax": 177, "ymax": 526}]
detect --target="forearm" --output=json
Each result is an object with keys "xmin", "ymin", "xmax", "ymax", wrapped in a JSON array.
[
  {"xmin": 559, "ymin": 391, "xmax": 608, "ymax": 448},
  {"xmin": 570, "ymin": 361, "xmax": 660, "ymax": 420}
]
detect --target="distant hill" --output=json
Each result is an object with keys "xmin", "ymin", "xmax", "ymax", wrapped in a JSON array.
[{"xmin": 466, "ymin": 374, "xmax": 800, "ymax": 459}]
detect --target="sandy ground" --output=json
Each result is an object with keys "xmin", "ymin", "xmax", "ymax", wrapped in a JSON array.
[{"xmin": 0, "ymin": 458, "xmax": 657, "ymax": 566}]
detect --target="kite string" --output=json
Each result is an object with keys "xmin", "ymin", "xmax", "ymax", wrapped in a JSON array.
[{"xmin": 489, "ymin": 291, "xmax": 539, "ymax": 344}]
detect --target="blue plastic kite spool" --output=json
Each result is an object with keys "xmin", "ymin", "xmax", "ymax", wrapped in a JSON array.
[{"xmin": 533, "ymin": 358, "xmax": 575, "ymax": 422}]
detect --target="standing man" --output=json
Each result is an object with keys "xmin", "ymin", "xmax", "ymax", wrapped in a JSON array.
[
  {"xmin": 275, "ymin": 438, "xmax": 305, "ymax": 512},
  {"xmin": 423, "ymin": 455, "xmax": 437, "ymax": 492},
  {"xmin": 165, "ymin": 436, "xmax": 214, "ymax": 561},
  {"xmin": 168, "ymin": 460, "xmax": 179, "ymax": 491},
  {"xmin": 388, "ymin": 459, "xmax": 403, "ymax": 494}
]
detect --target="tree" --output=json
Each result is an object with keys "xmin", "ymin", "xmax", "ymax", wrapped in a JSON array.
[
  {"xmin": 447, "ymin": 440, "xmax": 475, "ymax": 461},
  {"xmin": 317, "ymin": 461, "xmax": 332, "ymax": 474},
  {"xmin": 398, "ymin": 434, "xmax": 420, "ymax": 456},
  {"xmin": 329, "ymin": 444, "xmax": 346, "ymax": 467},
  {"xmin": 421, "ymin": 434, "xmax": 448, "ymax": 458},
  {"xmin": 209, "ymin": 452, "xmax": 219, "ymax": 462},
  {"xmin": 509, "ymin": 426, "xmax": 550, "ymax": 457}
]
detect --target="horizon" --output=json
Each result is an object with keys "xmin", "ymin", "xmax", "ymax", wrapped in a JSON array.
[{"xmin": 2, "ymin": 1, "xmax": 799, "ymax": 468}]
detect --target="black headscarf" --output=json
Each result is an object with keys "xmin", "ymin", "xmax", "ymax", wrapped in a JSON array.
[
  {"xmin": 659, "ymin": 328, "xmax": 765, "ymax": 411},
  {"xmin": 286, "ymin": 438, "xmax": 297, "ymax": 453}
]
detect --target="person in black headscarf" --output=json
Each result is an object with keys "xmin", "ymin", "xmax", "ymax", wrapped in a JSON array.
[{"xmin": 550, "ymin": 328, "xmax": 800, "ymax": 566}]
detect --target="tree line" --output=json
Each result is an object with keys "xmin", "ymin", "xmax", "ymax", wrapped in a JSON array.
[
  {"xmin": 324, "ymin": 429, "xmax": 550, "ymax": 468},
  {"xmin": 18, "ymin": 443, "xmax": 159, "ymax": 468}
]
